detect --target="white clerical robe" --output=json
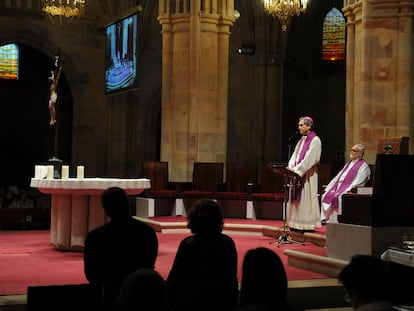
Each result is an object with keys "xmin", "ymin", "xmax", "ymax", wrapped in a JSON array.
[
  {"xmin": 320, "ymin": 159, "xmax": 371, "ymax": 223},
  {"xmin": 286, "ymin": 135, "xmax": 322, "ymax": 231}
]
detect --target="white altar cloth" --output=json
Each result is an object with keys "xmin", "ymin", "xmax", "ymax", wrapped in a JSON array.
[
  {"xmin": 30, "ymin": 178, "xmax": 150, "ymax": 251},
  {"xmin": 30, "ymin": 177, "xmax": 150, "ymax": 194}
]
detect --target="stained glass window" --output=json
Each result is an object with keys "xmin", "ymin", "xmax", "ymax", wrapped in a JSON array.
[
  {"xmin": 322, "ymin": 7, "xmax": 345, "ymax": 62},
  {"xmin": 0, "ymin": 43, "xmax": 19, "ymax": 80}
]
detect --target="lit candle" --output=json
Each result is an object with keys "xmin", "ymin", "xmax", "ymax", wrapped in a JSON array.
[
  {"xmin": 77, "ymin": 165, "xmax": 84, "ymax": 179},
  {"xmin": 47, "ymin": 165, "xmax": 54, "ymax": 179},
  {"xmin": 61, "ymin": 165, "xmax": 69, "ymax": 179}
]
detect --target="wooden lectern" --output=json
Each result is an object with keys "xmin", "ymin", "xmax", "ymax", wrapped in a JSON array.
[
  {"xmin": 267, "ymin": 163, "xmax": 304, "ymax": 247},
  {"xmin": 267, "ymin": 163, "xmax": 303, "ymax": 203}
]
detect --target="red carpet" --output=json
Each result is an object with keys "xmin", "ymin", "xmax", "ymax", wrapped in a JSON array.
[{"xmin": 0, "ymin": 225, "xmax": 328, "ymax": 296}]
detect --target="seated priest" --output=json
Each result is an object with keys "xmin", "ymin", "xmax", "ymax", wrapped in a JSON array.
[{"xmin": 320, "ymin": 143, "xmax": 371, "ymax": 224}]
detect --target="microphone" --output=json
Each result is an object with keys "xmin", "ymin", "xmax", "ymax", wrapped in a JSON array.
[{"xmin": 288, "ymin": 131, "xmax": 299, "ymax": 142}]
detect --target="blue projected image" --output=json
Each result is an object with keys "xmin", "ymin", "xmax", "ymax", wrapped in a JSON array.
[{"xmin": 105, "ymin": 13, "xmax": 138, "ymax": 94}]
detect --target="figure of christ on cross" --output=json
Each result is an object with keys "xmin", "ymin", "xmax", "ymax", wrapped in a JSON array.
[{"xmin": 48, "ymin": 55, "xmax": 63, "ymax": 126}]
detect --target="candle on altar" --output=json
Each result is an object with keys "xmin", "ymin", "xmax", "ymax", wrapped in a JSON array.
[
  {"xmin": 46, "ymin": 165, "xmax": 54, "ymax": 179},
  {"xmin": 77, "ymin": 165, "xmax": 84, "ymax": 179},
  {"xmin": 61, "ymin": 165, "xmax": 69, "ymax": 179}
]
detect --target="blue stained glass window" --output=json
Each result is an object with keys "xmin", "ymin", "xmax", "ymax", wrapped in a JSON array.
[{"xmin": 322, "ymin": 8, "xmax": 345, "ymax": 62}]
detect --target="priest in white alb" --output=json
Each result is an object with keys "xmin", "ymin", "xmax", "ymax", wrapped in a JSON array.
[{"xmin": 321, "ymin": 143, "xmax": 371, "ymax": 223}]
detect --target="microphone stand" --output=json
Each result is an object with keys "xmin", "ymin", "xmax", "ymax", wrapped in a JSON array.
[
  {"xmin": 287, "ymin": 131, "xmax": 298, "ymax": 160},
  {"xmin": 269, "ymin": 131, "xmax": 303, "ymax": 247}
]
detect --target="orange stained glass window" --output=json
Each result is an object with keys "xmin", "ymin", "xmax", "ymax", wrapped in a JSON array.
[
  {"xmin": 322, "ymin": 7, "xmax": 345, "ymax": 62},
  {"xmin": 0, "ymin": 43, "xmax": 19, "ymax": 80}
]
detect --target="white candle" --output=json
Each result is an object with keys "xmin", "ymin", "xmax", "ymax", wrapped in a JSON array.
[
  {"xmin": 46, "ymin": 165, "xmax": 54, "ymax": 179},
  {"xmin": 37, "ymin": 165, "xmax": 47, "ymax": 179},
  {"xmin": 61, "ymin": 165, "xmax": 69, "ymax": 179},
  {"xmin": 77, "ymin": 165, "xmax": 84, "ymax": 179},
  {"xmin": 34, "ymin": 165, "xmax": 41, "ymax": 179}
]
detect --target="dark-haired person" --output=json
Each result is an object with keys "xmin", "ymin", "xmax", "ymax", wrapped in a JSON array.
[
  {"xmin": 286, "ymin": 116, "xmax": 322, "ymax": 231},
  {"xmin": 338, "ymin": 254, "xmax": 395, "ymax": 310},
  {"xmin": 83, "ymin": 187, "xmax": 158, "ymax": 311},
  {"xmin": 2, "ymin": 188, "xmax": 19, "ymax": 208},
  {"xmin": 321, "ymin": 143, "xmax": 371, "ymax": 224},
  {"xmin": 167, "ymin": 198, "xmax": 238, "ymax": 311},
  {"xmin": 115, "ymin": 268, "xmax": 169, "ymax": 311},
  {"xmin": 238, "ymin": 247, "xmax": 290, "ymax": 311}
]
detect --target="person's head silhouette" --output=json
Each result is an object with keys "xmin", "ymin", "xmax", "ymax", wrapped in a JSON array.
[
  {"xmin": 339, "ymin": 254, "xmax": 392, "ymax": 309},
  {"xmin": 101, "ymin": 187, "xmax": 130, "ymax": 220},
  {"xmin": 239, "ymin": 247, "xmax": 288, "ymax": 310},
  {"xmin": 186, "ymin": 198, "xmax": 224, "ymax": 236}
]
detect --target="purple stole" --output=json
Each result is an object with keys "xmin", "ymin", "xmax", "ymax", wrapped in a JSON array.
[
  {"xmin": 292, "ymin": 131, "xmax": 317, "ymax": 202},
  {"xmin": 322, "ymin": 158, "xmax": 366, "ymax": 208},
  {"xmin": 295, "ymin": 131, "xmax": 317, "ymax": 164}
]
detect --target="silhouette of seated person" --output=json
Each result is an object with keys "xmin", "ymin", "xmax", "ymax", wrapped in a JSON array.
[
  {"xmin": 321, "ymin": 143, "xmax": 370, "ymax": 223},
  {"xmin": 114, "ymin": 268, "xmax": 169, "ymax": 311},
  {"xmin": 16, "ymin": 190, "xmax": 34, "ymax": 208},
  {"xmin": 338, "ymin": 254, "xmax": 395, "ymax": 311},
  {"xmin": 83, "ymin": 187, "xmax": 158, "ymax": 311},
  {"xmin": 238, "ymin": 247, "xmax": 290, "ymax": 311},
  {"xmin": 167, "ymin": 199, "xmax": 239, "ymax": 311},
  {"xmin": 2, "ymin": 189, "xmax": 19, "ymax": 208}
]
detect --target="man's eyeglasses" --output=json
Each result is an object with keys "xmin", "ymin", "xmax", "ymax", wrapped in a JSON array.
[{"xmin": 350, "ymin": 149, "xmax": 361, "ymax": 153}]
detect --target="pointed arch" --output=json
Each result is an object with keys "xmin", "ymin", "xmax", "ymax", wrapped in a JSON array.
[{"xmin": 322, "ymin": 7, "xmax": 345, "ymax": 62}]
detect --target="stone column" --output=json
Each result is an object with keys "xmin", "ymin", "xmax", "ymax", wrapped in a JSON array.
[
  {"xmin": 158, "ymin": 0, "xmax": 238, "ymax": 181},
  {"xmin": 343, "ymin": 0, "xmax": 414, "ymax": 163}
]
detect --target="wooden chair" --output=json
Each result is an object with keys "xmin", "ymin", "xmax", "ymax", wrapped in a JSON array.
[
  {"xmin": 377, "ymin": 136, "xmax": 409, "ymax": 155},
  {"xmin": 181, "ymin": 162, "xmax": 224, "ymax": 213},
  {"xmin": 249, "ymin": 163, "xmax": 285, "ymax": 220},
  {"xmin": 215, "ymin": 162, "xmax": 258, "ymax": 218},
  {"xmin": 340, "ymin": 154, "xmax": 414, "ymax": 226},
  {"xmin": 340, "ymin": 136, "xmax": 411, "ymax": 225},
  {"xmin": 368, "ymin": 163, "xmax": 375, "ymax": 185},
  {"xmin": 137, "ymin": 161, "xmax": 178, "ymax": 218},
  {"xmin": 318, "ymin": 162, "xmax": 333, "ymax": 197}
]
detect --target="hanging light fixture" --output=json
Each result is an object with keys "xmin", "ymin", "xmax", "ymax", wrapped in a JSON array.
[
  {"xmin": 263, "ymin": 0, "xmax": 308, "ymax": 31},
  {"xmin": 42, "ymin": 0, "xmax": 85, "ymax": 27}
]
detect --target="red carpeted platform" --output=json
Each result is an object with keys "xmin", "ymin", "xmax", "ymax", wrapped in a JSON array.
[{"xmin": 0, "ymin": 218, "xmax": 329, "ymax": 296}]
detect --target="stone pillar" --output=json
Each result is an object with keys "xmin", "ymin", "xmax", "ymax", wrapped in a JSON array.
[
  {"xmin": 343, "ymin": 0, "xmax": 414, "ymax": 163},
  {"xmin": 158, "ymin": 0, "xmax": 238, "ymax": 181}
]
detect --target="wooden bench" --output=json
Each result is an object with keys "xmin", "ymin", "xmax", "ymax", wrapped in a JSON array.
[
  {"xmin": 214, "ymin": 162, "xmax": 258, "ymax": 218},
  {"xmin": 137, "ymin": 161, "xmax": 181, "ymax": 217},
  {"xmin": 136, "ymin": 161, "xmax": 335, "ymax": 221},
  {"xmin": 0, "ymin": 207, "xmax": 51, "ymax": 230},
  {"xmin": 181, "ymin": 162, "xmax": 224, "ymax": 213},
  {"xmin": 247, "ymin": 163, "xmax": 285, "ymax": 220}
]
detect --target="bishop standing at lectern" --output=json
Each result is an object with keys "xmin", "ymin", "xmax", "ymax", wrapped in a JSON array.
[{"xmin": 286, "ymin": 116, "xmax": 322, "ymax": 231}]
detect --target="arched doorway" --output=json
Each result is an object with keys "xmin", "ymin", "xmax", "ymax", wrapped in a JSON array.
[{"xmin": 0, "ymin": 43, "xmax": 72, "ymax": 188}]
